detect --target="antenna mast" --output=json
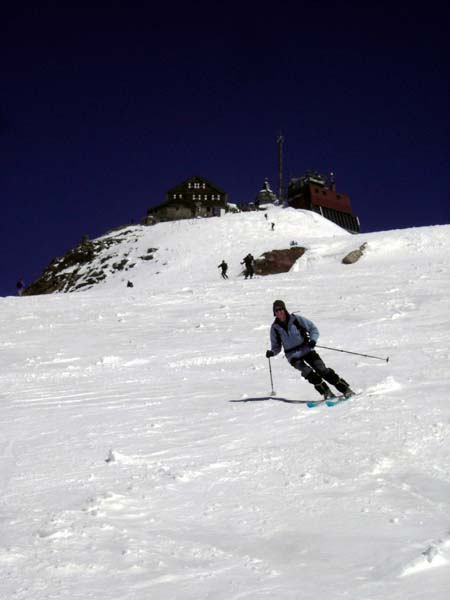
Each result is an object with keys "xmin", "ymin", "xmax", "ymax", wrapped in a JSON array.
[{"xmin": 277, "ymin": 132, "xmax": 284, "ymax": 202}]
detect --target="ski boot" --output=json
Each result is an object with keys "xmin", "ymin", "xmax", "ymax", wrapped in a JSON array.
[
  {"xmin": 315, "ymin": 382, "xmax": 335, "ymax": 401},
  {"xmin": 343, "ymin": 387, "xmax": 355, "ymax": 399}
]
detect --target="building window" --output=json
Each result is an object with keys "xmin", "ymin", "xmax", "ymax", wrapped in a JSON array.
[
  {"xmin": 202, "ymin": 183, "xmax": 206, "ymax": 189},
  {"xmin": 188, "ymin": 182, "xmax": 192, "ymax": 188}
]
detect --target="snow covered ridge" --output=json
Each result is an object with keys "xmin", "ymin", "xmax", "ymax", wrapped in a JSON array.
[
  {"xmin": 24, "ymin": 207, "xmax": 347, "ymax": 294},
  {"xmin": 1, "ymin": 216, "xmax": 450, "ymax": 599},
  {"xmin": 23, "ymin": 226, "xmax": 157, "ymax": 295},
  {"xmin": 23, "ymin": 206, "xmax": 450, "ymax": 295}
]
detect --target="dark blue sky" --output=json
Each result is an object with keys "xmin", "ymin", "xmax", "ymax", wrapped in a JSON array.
[{"xmin": 1, "ymin": 1, "xmax": 449, "ymax": 297}]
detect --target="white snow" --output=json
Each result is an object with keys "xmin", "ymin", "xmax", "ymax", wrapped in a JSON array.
[{"xmin": 1, "ymin": 206, "xmax": 450, "ymax": 599}]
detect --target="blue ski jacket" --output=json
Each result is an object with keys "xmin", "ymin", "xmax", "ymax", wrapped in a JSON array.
[{"xmin": 269, "ymin": 313, "xmax": 319, "ymax": 362}]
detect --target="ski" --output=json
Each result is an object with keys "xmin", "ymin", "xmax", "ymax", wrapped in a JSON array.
[
  {"xmin": 307, "ymin": 393, "xmax": 358, "ymax": 408},
  {"xmin": 306, "ymin": 399, "xmax": 328, "ymax": 408},
  {"xmin": 326, "ymin": 393, "xmax": 355, "ymax": 407}
]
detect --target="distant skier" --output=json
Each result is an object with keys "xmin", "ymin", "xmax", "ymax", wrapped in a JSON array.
[
  {"xmin": 217, "ymin": 260, "xmax": 228, "ymax": 279},
  {"xmin": 16, "ymin": 278, "xmax": 25, "ymax": 296},
  {"xmin": 266, "ymin": 300, "xmax": 354, "ymax": 400},
  {"xmin": 127, "ymin": 280, "xmax": 134, "ymax": 288},
  {"xmin": 241, "ymin": 254, "xmax": 255, "ymax": 279},
  {"xmin": 264, "ymin": 213, "xmax": 268, "ymax": 220},
  {"xmin": 271, "ymin": 222, "xmax": 275, "ymax": 231}
]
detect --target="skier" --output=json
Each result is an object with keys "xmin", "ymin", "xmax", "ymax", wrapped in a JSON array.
[
  {"xmin": 217, "ymin": 260, "xmax": 228, "ymax": 279},
  {"xmin": 265, "ymin": 300, "xmax": 354, "ymax": 400},
  {"xmin": 241, "ymin": 254, "xmax": 255, "ymax": 279},
  {"xmin": 16, "ymin": 278, "xmax": 25, "ymax": 296},
  {"xmin": 271, "ymin": 222, "xmax": 275, "ymax": 231}
]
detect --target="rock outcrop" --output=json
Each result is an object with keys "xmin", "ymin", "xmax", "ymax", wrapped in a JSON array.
[
  {"xmin": 341, "ymin": 242, "xmax": 368, "ymax": 265},
  {"xmin": 24, "ymin": 227, "xmax": 158, "ymax": 295},
  {"xmin": 254, "ymin": 247, "xmax": 306, "ymax": 276}
]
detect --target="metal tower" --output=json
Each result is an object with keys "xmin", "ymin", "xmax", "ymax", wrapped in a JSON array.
[{"xmin": 277, "ymin": 132, "xmax": 284, "ymax": 202}]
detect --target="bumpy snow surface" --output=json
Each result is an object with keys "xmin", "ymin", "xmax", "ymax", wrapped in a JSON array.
[{"xmin": 1, "ymin": 207, "xmax": 450, "ymax": 599}]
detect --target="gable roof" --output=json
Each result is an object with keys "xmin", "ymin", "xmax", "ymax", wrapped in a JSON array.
[{"xmin": 167, "ymin": 175, "xmax": 227, "ymax": 195}]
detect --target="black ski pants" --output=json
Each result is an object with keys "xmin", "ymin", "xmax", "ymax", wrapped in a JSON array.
[{"xmin": 289, "ymin": 350, "xmax": 348, "ymax": 393}]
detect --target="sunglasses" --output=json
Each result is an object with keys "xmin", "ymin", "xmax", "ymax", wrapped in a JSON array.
[{"xmin": 275, "ymin": 307, "xmax": 285, "ymax": 313}]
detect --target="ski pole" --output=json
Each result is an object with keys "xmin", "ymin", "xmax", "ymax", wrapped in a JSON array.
[
  {"xmin": 316, "ymin": 345, "xmax": 389, "ymax": 363},
  {"xmin": 268, "ymin": 357, "xmax": 276, "ymax": 395}
]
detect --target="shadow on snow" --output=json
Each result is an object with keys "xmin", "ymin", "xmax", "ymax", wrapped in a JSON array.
[{"xmin": 229, "ymin": 396, "xmax": 309, "ymax": 404}]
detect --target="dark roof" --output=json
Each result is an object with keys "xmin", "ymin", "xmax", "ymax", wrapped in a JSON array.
[{"xmin": 167, "ymin": 175, "xmax": 227, "ymax": 195}]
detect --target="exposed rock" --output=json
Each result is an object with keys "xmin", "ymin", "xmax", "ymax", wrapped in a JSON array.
[
  {"xmin": 138, "ymin": 248, "xmax": 157, "ymax": 261},
  {"xmin": 342, "ymin": 242, "xmax": 367, "ymax": 265},
  {"xmin": 254, "ymin": 247, "xmax": 306, "ymax": 276},
  {"xmin": 112, "ymin": 259, "xmax": 129, "ymax": 271},
  {"xmin": 23, "ymin": 231, "xmax": 159, "ymax": 296}
]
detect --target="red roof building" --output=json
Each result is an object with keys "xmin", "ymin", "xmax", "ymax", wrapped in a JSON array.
[{"xmin": 287, "ymin": 171, "xmax": 360, "ymax": 233}]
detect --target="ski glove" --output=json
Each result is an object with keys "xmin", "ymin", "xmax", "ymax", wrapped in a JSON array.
[
  {"xmin": 308, "ymin": 340, "xmax": 316, "ymax": 349},
  {"xmin": 266, "ymin": 350, "xmax": 274, "ymax": 358}
]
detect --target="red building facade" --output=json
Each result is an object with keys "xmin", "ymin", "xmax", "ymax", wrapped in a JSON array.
[{"xmin": 287, "ymin": 171, "xmax": 360, "ymax": 233}]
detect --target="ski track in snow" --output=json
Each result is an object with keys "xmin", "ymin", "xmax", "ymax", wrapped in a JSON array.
[{"xmin": 0, "ymin": 210, "xmax": 450, "ymax": 599}]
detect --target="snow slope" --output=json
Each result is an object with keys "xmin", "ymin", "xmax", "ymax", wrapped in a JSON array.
[
  {"xmin": 1, "ymin": 207, "xmax": 450, "ymax": 599},
  {"xmin": 64, "ymin": 206, "xmax": 351, "ymax": 292}
]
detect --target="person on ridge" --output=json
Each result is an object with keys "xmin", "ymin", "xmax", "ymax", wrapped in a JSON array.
[
  {"xmin": 265, "ymin": 299, "xmax": 354, "ymax": 400},
  {"xmin": 16, "ymin": 278, "xmax": 25, "ymax": 296},
  {"xmin": 218, "ymin": 260, "xmax": 229, "ymax": 279}
]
